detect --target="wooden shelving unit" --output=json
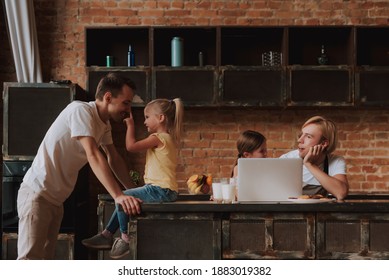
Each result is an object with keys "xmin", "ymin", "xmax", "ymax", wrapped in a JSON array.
[{"xmin": 85, "ymin": 26, "xmax": 389, "ymax": 108}]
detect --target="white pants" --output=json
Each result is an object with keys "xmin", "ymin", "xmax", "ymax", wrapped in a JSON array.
[{"xmin": 17, "ymin": 183, "xmax": 63, "ymax": 260}]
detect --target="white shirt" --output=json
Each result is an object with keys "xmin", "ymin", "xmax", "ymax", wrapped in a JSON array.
[
  {"xmin": 280, "ymin": 149, "xmax": 346, "ymax": 186},
  {"xmin": 23, "ymin": 101, "xmax": 112, "ymax": 206}
]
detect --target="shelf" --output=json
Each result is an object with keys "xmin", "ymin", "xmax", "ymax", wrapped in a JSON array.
[
  {"xmin": 357, "ymin": 27, "xmax": 389, "ymax": 66},
  {"xmin": 221, "ymin": 27, "xmax": 285, "ymax": 66},
  {"xmin": 288, "ymin": 27, "xmax": 354, "ymax": 66},
  {"xmin": 85, "ymin": 26, "xmax": 389, "ymax": 108},
  {"xmin": 153, "ymin": 27, "xmax": 216, "ymax": 67},
  {"xmin": 86, "ymin": 27, "xmax": 149, "ymax": 67}
]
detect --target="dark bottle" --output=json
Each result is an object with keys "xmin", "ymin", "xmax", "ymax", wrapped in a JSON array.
[
  {"xmin": 128, "ymin": 44, "xmax": 135, "ymax": 66},
  {"xmin": 198, "ymin": 51, "xmax": 204, "ymax": 66},
  {"xmin": 317, "ymin": 44, "xmax": 329, "ymax": 65}
]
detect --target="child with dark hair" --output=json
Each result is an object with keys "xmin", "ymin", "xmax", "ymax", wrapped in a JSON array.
[{"xmin": 231, "ymin": 130, "xmax": 267, "ymax": 178}]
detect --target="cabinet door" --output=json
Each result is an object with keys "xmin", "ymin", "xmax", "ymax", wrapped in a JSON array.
[
  {"xmin": 221, "ymin": 66, "xmax": 285, "ymax": 107},
  {"xmin": 288, "ymin": 66, "xmax": 354, "ymax": 106},
  {"xmin": 317, "ymin": 213, "xmax": 389, "ymax": 259},
  {"xmin": 153, "ymin": 67, "xmax": 217, "ymax": 106},
  {"xmin": 87, "ymin": 68, "xmax": 150, "ymax": 106},
  {"xmin": 133, "ymin": 213, "xmax": 221, "ymax": 260},
  {"xmin": 356, "ymin": 68, "xmax": 389, "ymax": 107},
  {"xmin": 223, "ymin": 213, "xmax": 315, "ymax": 260}
]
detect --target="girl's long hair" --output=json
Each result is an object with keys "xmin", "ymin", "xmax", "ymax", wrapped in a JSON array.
[
  {"xmin": 231, "ymin": 130, "xmax": 266, "ymax": 177},
  {"xmin": 146, "ymin": 98, "xmax": 184, "ymax": 145}
]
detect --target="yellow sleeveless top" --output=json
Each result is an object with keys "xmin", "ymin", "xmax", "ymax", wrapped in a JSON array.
[{"xmin": 144, "ymin": 132, "xmax": 178, "ymax": 191}]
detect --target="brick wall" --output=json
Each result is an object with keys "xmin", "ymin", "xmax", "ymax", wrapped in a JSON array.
[{"xmin": 1, "ymin": 0, "xmax": 389, "ymax": 201}]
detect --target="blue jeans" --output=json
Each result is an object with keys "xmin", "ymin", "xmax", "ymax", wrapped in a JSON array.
[{"xmin": 106, "ymin": 185, "xmax": 178, "ymax": 234}]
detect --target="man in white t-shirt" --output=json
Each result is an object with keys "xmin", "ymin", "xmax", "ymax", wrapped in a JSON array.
[
  {"xmin": 17, "ymin": 73, "xmax": 142, "ymax": 259},
  {"xmin": 280, "ymin": 116, "xmax": 349, "ymax": 200}
]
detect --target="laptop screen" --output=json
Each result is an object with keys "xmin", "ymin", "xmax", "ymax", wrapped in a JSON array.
[{"xmin": 237, "ymin": 158, "xmax": 303, "ymax": 202}]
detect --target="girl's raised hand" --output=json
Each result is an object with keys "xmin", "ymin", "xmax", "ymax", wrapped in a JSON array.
[{"xmin": 123, "ymin": 112, "xmax": 134, "ymax": 127}]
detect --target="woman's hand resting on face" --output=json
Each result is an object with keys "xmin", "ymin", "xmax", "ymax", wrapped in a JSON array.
[{"xmin": 303, "ymin": 144, "xmax": 327, "ymax": 166}]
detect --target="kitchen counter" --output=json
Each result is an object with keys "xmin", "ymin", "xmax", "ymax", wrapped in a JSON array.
[
  {"xmin": 97, "ymin": 193, "xmax": 389, "ymax": 260},
  {"xmin": 98, "ymin": 193, "xmax": 389, "ymax": 212}
]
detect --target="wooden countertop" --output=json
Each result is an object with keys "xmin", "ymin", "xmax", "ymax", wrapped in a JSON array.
[{"xmin": 98, "ymin": 193, "xmax": 389, "ymax": 213}]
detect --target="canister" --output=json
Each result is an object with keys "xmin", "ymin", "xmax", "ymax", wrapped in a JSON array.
[
  {"xmin": 171, "ymin": 37, "xmax": 183, "ymax": 67},
  {"xmin": 106, "ymin": 55, "xmax": 114, "ymax": 67}
]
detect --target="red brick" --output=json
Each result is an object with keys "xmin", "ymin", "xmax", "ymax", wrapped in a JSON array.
[
  {"xmin": 164, "ymin": 10, "xmax": 191, "ymax": 17},
  {"xmin": 81, "ymin": 8, "xmax": 109, "ymax": 17},
  {"xmin": 138, "ymin": 10, "xmax": 164, "ymax": 17},
  {"xmin": 183, "ymin": 140, "xmax": 211, "ymax": 148}
]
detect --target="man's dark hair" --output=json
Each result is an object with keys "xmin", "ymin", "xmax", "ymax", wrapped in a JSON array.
[{"xmin": 95, "ymin": 72, "xmax": 136, "ymax": 100}]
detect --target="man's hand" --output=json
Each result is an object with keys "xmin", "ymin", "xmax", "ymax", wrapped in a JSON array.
[
  {"xmin": 303, "ymin": 144, "xmax": 326, "ymax": 165},
  {"xmin": 115, "ymin": 194, "xmax": 142, "ymax": 215}
]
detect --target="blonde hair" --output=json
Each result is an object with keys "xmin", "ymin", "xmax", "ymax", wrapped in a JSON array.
[
  {"xmin": 146, "ymin": 98, "xmax": 184, "ymax": 144},
  {"xmin": 302, "ymin": 116, "xmax": 338, "ymax": 154}
]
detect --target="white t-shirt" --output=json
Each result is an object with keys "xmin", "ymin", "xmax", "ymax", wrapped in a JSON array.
[
  {"xmin": 23, "ymin": 101, "xmax": 113, "ymax": 206},
  {"xmin": 280, "ymin": 149, "xmax": 346, "ymax": 186}
]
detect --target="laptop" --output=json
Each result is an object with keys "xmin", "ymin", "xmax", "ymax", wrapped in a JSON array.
[{"xmin": 237, "ymin": 158, "xmax": 303, "ymax": 202}]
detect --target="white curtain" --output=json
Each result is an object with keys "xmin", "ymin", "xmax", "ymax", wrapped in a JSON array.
[{"xmin": 4, "ymin": 0, "xmax": 42, "ymax": 82}]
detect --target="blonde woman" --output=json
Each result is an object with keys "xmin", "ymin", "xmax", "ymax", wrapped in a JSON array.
[{"xmin": 280, "ymin": 116, "xmax": 349, "ymax": 200}]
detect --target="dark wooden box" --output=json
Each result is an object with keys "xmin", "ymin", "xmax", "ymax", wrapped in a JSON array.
[{"xmin": 2, "ymin": 232, "xmax": 74, "ymax": 260}]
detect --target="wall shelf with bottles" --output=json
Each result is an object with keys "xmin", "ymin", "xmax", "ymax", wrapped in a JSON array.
[
  {"xmin": 85, "ymin": 26, "xmax": 389, "ymax": 108},
  {"xmin": 86, "ymin": 27, "xmax": 150, "ymax": 67}
]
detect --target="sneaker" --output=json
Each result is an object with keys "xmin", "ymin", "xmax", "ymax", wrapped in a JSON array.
[
  {"xmin": 82, "ymin": 233, "xmax": 113, "ymax": 250},
  {"xmin": 110, "ymin": 238, "xmax": 130, "ymax": 259}
]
